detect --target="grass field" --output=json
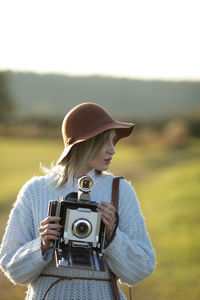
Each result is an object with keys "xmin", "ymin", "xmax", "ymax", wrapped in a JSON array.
[{"xmin": 0, "ymin": 137, "xmax": 200, "ymax": 300}]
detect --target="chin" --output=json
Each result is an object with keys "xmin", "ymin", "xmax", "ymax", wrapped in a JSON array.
[
  {"xmin": 94, "ymin": 166, "xmax": 107, "ymax": 173},
  {"xmin": 101, "ymin": 165, "xmax": 109, "ymax": 172},
  {"xmin": 93, "ymin": 163, "xmax": 110, "ymax": 173}
]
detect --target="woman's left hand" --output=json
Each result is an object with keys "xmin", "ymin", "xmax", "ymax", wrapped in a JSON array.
[{"xmin": 96, "ymin": 202, "xmax": 116, "ymax": 240}]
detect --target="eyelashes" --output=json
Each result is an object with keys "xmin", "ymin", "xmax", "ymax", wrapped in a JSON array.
[{"xmin": 113, "ymin": 137, "xmax": 117, "ymax": 145}]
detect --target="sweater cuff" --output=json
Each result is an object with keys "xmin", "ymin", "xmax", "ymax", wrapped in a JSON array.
[
  {"xmin": 104, "ymin": 211, "xmax": 119, "ymax": 249},
  {"xmin": 103, "ymin": 228, "xmax": 121, "ymax": 255},
  {"xmin": 42, "ymin": 248, "xmax": 54, "ymax": 262},
  {"xmin": 32, "ymin": 237, "xmax": 53, "ymax": 264}
]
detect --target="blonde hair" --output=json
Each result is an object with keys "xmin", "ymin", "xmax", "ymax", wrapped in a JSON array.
[{"xmin": 42, "ymin": 130, "xmax": 111, "ymax": 188}]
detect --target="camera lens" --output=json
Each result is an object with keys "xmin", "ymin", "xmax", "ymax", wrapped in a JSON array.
[
  {"xmin": 83, "ymin": 179, "xmax": 90, "ymax": 188},
  {"xmin": 72, "ymin": 219, "xmax": 92, "ymax": 239}
]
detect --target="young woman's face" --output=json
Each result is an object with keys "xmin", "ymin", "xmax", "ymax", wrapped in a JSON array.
[{"xmin": 87, "ymin": 129, "xmax": 117, "ymax": 172}]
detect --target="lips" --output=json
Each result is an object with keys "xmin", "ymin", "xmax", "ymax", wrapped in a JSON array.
[{"xmin": 104, "ymin": 158, "xmax": 112, "ymax": 164}]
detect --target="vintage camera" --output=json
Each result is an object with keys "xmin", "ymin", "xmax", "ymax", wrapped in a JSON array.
[{"xmin": 48, "ymin": 176, "xmax": 106, "ymax": 271}]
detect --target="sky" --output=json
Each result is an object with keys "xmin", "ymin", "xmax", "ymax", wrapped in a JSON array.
[{"xmin": 0, "ymin": 0, "xmax": 200, "ymax": 80}]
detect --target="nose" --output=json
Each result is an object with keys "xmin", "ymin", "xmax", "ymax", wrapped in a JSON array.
[{"xmin": 107, "ymin": 142, "xmax": 116, "ymax": 155}]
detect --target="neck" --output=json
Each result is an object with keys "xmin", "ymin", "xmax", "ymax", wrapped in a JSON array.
[{"xmin": 75, "ymin": 167, "xmax": 93, "ymax": 179}]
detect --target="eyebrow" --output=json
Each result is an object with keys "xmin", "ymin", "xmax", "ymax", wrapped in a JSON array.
[{"xmin": 109, "ymin": 130, "xmax": 117, "ymax": 141}]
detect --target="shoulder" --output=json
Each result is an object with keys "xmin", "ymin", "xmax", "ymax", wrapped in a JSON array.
[
  {"xmin": 18, "ymin": 175, "xmax": 50, "ymax": 193},
  {"xmin": 119, "ymin": 178, "xmax": 136, "ymax": 196},
  {"xmin": 101, "ymin": 172, "xmax": 137, "ymax": 201},
  {"xmin": 15, "ymin": 175, "xmax": 52, "ymax": 205},
  {"xmin": 117, "ymin": 178, "xmax": 142, "ymax": 215},
  {"xmin": 99, "ymin": 172, "xmax": 135, "ymax": 193},
  {"xmin": 100, "ymin": 171, "xmax": 114, "ymax": 180}
]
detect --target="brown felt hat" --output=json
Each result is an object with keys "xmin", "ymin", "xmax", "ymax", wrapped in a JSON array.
[{"xmin": 57, "ymin": 102, "xmax": 134, "ymax": 164}]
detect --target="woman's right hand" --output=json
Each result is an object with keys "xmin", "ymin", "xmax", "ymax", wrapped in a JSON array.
[{"xmin": 39, "ymin": 216, "xmax": 62, "ymax": 255}]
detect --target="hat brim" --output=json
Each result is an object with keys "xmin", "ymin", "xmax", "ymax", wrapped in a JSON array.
[{"xmin": 57, "ymin": 121, "xmax": 134, "ymax": 165}]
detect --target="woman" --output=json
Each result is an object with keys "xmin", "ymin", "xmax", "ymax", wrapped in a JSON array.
[{"xmin": 0, "ymin": 102, "xmax": 156, "ymax": 300}]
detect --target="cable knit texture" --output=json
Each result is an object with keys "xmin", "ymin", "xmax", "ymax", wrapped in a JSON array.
[{"xmin": 0, "ymin": 169, "xmax": 156, "ymax": 300}]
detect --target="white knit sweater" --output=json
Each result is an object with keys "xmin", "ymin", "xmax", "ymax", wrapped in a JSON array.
[{"xmin": 0, "ymin": 169, "xmax": 156, "ymax": 300}]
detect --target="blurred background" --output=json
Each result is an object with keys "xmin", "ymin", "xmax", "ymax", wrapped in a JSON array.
[{"xmin": 0, "ymin": 0, "xmax": 200, "ymax": 299}]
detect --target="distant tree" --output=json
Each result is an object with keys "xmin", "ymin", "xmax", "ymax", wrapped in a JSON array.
[
  {"xmin": 189, "ymin": 116, "xmax": 200, "ymax": 137},
  {"xmin": 0, "ymin": 72, "xmax": 15, "ymax": 120}
]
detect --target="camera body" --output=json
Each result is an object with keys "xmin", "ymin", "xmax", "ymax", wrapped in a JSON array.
[{"xmin": 48, "ymin": 176, "xmax": 106, "ymax": 271}]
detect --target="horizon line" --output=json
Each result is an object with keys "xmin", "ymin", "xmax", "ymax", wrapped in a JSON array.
[{"xmin": 1, "ymin": 68, "xmax": 200, "ymax": 82}]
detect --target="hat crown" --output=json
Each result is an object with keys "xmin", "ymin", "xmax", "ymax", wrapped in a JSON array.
[{"xmin": 62, "ymin": 103, "xmax": 114, "ymax": 145}]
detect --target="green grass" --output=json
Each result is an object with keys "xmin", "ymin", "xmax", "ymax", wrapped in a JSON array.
[
  {"xmin": 0, "ymin": 137, "xmax": 200, "ymax": 300},
  {"xmin": 0, "ymin": 137, "xmax": 63, "ymax": 207},
  {"xmin": 132, "ymin": 158, "xmax": 200, "ymax": 300}
]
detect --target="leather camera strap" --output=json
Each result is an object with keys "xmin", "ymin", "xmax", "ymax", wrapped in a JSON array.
[
  {"xmin": 111, "ymin": 176, "xmax": 133, "ymax": 300},
  {"xmin": 40, "ymin": 274, "xmax": 111, "ymax": 300},
  {"xmin": 108, "ymin": 176, "xmax": 123, "ymax": 300},
  {"xmin": 111, "ymin": 176, "xmax": 123, "ymax": 210}
]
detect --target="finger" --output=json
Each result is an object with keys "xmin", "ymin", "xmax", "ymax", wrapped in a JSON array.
[
  {"xmin": 96, "ymin": 209, "xmax": 115, "ymax": 229},
  {"xmin": 101, "ymin": 215, "xmax": 114, "ymax": 233},
  {"xmin": 96, "ymin": 206, "xmax": 115, "ymax": 220},
  {"xmin": 40, "ymin": 216, "xmax": 60, "ymax": 226},
  {"xmin": 40, "ymin": 231, "xmax": 60, "ymax": 244},
  {"xmin": 97, "ymin": 204, "xmax": 115, "ymax": 215},
  {"xmin": 100, "ymin": 210, "xmax": 114, "ymax": 223},
  {"xmin": 42, "ymin": 228, "xmax": 61, "ymax": 236},
  {"xmin": 42, "ymin": 234, "xmax": 59, "ymax": 242},
  {"xmin": 101, "ymin": 201, "xmax": 115, "ymax": 207},
  {"xmin": 101, "ymin": 215, "xmax": 110, "ymax": 226},
  {"xmin": 97, "ymin": 206, "xmax": 115, "ymax": 222},
  {"xmin": 97, "ymin": 203, "xmax": 115, "ymax": 215},
  {"xmin": 39, "ymin": 223, "xmax": 62, "ymax": 232},
  {"xmin": 100, "ymin": 202, "xmax": 115, "ymax": 210}
]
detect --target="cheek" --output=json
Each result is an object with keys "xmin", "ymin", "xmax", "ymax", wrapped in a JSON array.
[
  {"xmin": 97, "ymin": 149, "xmax": 106, "ymax": 161},
  {"xmin": 91, "ymin": 150, "xmax": 105, "ymax": 165}
]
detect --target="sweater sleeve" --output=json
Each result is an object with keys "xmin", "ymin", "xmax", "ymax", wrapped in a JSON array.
[
  {"xmin": 0, "ymin": 179, "xmax": 53, "ymax": 285},
  {"xmin": 103, "ymin": 179, "xmax": 156, "ymax": 286}
]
